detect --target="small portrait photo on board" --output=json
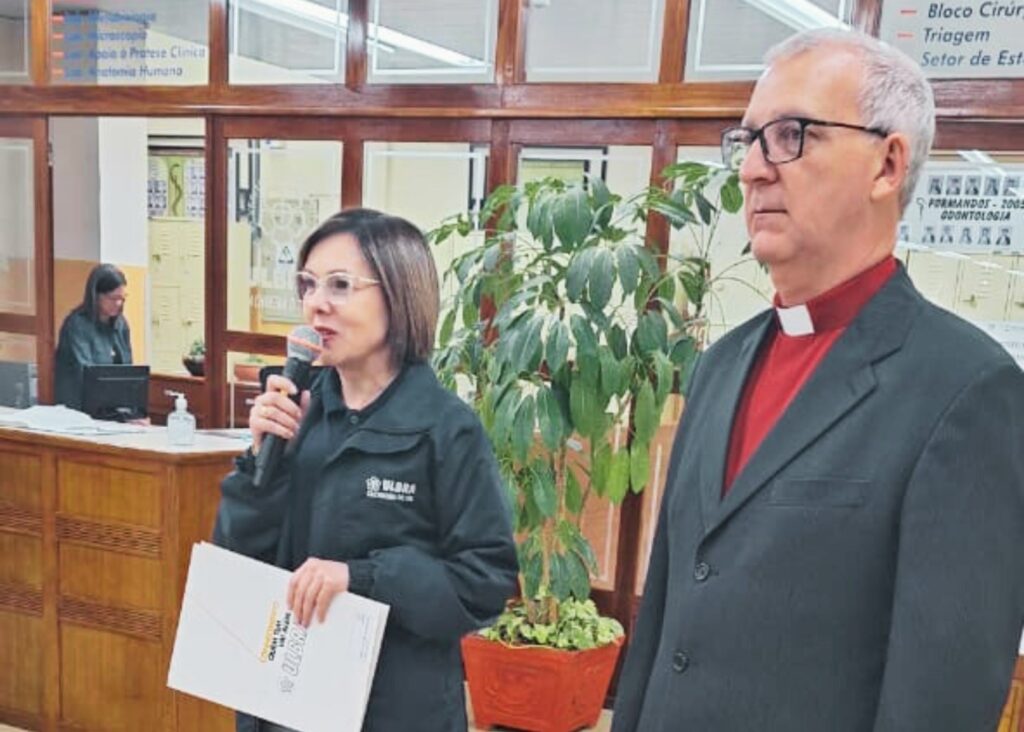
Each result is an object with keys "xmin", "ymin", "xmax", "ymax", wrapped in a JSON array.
[
  {"xmin": 985, "ymin": 177, "xmax": 1000, "ymax": 197},
  {"xmin": 996, "ymin": 227, "xmax": 1012, "ymax": 247},
  {"xmin": 945, "ymin": 176, "xmax": 963, "ymax": 196},
  {"xmin": 923, "ymin": 225, "xmax": 936, "ymax": 245},
  {"xmin": 965, "ymin": 176, "xmax": 981, "ymax": 196},
  {"xmin": 940, "ymin": 225, "xmax": 954, "ymax": 245},
  {"xmin": 928, "ymin": 175, "xmax": 943, "ymax": 195},
  {"xmin": 959, "ymin": 227, "xmax": 973, "ymax": 246},
  {"xmin": 1004, "ymin": 176, "xmax": 1021, "ymax": 197},
  {"xmin": 979, "ymin": 227, "xmax": 992, "ymax": 247}
]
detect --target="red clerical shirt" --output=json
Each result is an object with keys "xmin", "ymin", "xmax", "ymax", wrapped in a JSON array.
[{"xmin": 722, "ymin": 256, "xmax": 898, "ymax": 496}]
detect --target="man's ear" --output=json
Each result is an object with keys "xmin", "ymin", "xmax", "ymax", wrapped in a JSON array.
[{"xmin": 871, "ymin": 132, "xmax": 911, "ymax": 204}]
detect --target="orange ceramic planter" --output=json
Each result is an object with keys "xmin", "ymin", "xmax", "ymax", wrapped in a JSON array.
[{"xmin": 462, "ymin": 633, "xmax": 623, "ymax": 732}]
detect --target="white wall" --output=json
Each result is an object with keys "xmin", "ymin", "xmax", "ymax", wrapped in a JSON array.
[{"xmin": 98, "ymin": 118, "xmax": 148, "ymax": 267}]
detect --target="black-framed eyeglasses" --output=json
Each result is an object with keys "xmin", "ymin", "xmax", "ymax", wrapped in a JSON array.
[{"xmin": 721, "ymin": 117, "xmax": 888, "ymax": 171}]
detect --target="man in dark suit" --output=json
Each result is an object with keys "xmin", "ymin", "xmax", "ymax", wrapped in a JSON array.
[{"xmin": 613, "ymin": 28, "xmax": 1024, "ymax": 732}]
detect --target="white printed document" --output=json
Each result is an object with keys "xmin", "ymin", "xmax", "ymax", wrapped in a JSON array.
[{"xmin": 168, "ymin": 543, "xmax": 389, "ymax": 732}]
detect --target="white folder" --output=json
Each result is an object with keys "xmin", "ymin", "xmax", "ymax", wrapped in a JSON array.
[{"xmin": 168, "ymin": 542, "xmax": 389, "ymax": 732}]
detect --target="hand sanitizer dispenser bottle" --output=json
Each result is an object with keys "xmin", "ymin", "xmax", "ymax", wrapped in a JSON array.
[{"xmin": 166, "ymin": 390, "xmax": 196, "ymax": 446}]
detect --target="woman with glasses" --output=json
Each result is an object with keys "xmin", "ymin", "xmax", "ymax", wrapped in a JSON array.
[
  {"xmin": 214, "ymin": 208, "xmax": 518, "ymax": 732},
  {"xmin": 54, "ymin": 263, "xmax": 133, "ymax": 411}
]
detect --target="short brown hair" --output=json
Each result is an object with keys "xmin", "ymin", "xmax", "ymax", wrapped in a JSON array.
[{"xmin": 297, "ymin": 208, "xmax": 439, "ymax": 368}]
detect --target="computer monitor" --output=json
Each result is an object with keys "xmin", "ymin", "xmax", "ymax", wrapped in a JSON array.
[
  {"xmin": 0, "ymin": 361, "xmax": 37, "ymax": 408},
  {"xmin": 81, "ymin": 364, "xmax": 150, "ymax": 422}
]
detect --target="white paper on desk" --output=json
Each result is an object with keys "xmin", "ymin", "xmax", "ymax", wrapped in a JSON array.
[{"xmin": 168, "ymin": 542, "xmax": 389, "ymax": 732}]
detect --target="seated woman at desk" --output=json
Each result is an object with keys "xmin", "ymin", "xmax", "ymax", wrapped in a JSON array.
[{"xmin": 54, "ymin": 263, "xmax": 133, "ymax": 410}]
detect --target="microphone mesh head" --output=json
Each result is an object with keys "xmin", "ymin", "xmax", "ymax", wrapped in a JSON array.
[{"xmin": 287, "ymin": 325, "xmax": 323, "ymax": 362}]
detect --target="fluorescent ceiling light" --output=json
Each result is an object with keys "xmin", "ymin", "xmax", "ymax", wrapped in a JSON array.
[
  {"xmin": 237, "ymin": 0, "xmax": 484, "ymax": 68},
  {"xmin": 743, "ymin": 0, "xmax": 850, "ymax": 31}
]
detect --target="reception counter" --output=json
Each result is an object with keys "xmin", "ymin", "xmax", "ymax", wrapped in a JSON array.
[{"xmin": 0, "ymin": 420, "xmax": 243, "ymax": 732}]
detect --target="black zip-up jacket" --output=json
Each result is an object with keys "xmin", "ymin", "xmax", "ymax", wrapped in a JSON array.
[
  {"xmin": 213, "ymin": 362, "xmax": 518, "ymax": 732},
  {"xmin": 54, "ymin": 309, "xmax": 133, "ymax": 410}
]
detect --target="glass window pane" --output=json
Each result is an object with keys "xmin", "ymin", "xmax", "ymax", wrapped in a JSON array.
[
  {"xmin": 0, "ymin": 137, "xmax": 35, "ymax": 316},
  {"xmin": 0, "ymin": 333, "xmax": 37, "ymax": 408},
  {"xmin": 363, "ymin": 142, "xmax": 487, "ymax": 306},
  {"xmin": 227, "ymin": 139, "xmax": 342, "ymax": 336},
  {"xmin": 684, "ymin": 0, "xmax": 852, "ymax": 82},
  {"xmin": 525, "ymin": 0, "xmax": 664, "ymax": 82},
  {"xmin": 0, "ymin": 0, "xmax": 29, "ymax": 83},
  {"xmin": 51, "ymin": 1, "xmax": 209, "ymax": 85},
  {"xmin": 229, "ymin": 0, "xmax": 348, "ymax": 85},
  {"xmin": 900, "ymin": 152, "xmax": 1024, "ymax": 337},
  {"xmin": 51, "ymin": 117, "xmax": 207, "ymax": 379},
  {"xmin": 367, "ymin": 0, "xmax": 496, "ymax": 84}
]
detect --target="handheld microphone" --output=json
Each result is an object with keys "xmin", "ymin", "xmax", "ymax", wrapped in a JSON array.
[{"xmin": 252, "ymin": 325, "xmax": 323, "ymax": 489}]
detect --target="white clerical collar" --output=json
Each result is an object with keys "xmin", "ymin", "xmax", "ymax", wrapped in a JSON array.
[{"xmin": 775, "ymin": 303, "xmax": 815, "ymax": 336}]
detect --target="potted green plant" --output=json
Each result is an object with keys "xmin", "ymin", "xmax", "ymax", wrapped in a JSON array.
[
  {"xmin": 430, "ymin": 161, "xmax": 745, "ymax": 732},
  {"xmin": 182, "ymin": 338, "xmax": 205, "ymax": 377},
  {"xmin": 232, "ymin": 353, "xmax": 266, "ymax": 384}
]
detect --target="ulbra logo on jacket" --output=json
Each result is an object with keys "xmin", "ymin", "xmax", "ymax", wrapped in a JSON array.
[{"xmin": 365, "ymin": 475, "xmax": 417, "ymax": 503}]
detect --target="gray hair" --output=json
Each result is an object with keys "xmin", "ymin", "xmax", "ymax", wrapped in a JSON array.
[{"xmin": 765, "ymin": 29, "xmax": 935, "ymax": 213}]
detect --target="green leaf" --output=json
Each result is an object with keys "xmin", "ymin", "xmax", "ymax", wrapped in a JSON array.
[
  {"xmin": 492, "ymin": 386, "xmax": 521, "ymax": 446},
  {"xmin": 599, "ymin": 349, "xmax": 622, "ymax": 401},
  {"xmin": 512, "ymin": 394, "xmax": 536, "ymax": 463},
  {"xmin": 589, "ymin": 174, "xmax": 614, "ymax": 230},
  {"xmin": 566, "ymin": 248, "xmax": 595, "ymax": 302},
  {"xmin": 570, "ymin": 314, "xmax": 599, "ymax": 360},
  {"xmin": 558, "ymin": 519, "xmax": 598, "ymax": 573},
  {"xmin": 608, "ymin": 324, "xmax": 628, "ymax": 360},
  {"xmin": 546, "ymin": 320, "xmax": 571, "ymax": 375},
  {"xmin": 590, "ymin": 442, "xmax": 612, "ymax": 497},
  {"xmin": 606, "ymin": 448, "xmax": 631, "ymax": 504},
  {"xmin": 616, "ymin": 244, "xmax": 641, "ymax": 295},
  {"xmin": 521, "ymin": 547, "xmax": 542, "ymax": 599},
  {"xmin": 532, "ymin": 465, "xmax": 557, "ymax": 518},
  {"xmin": 537, "ymin": 387, "xmax": 566, "ymax": 451},
  {"xmin": 438, "ymin": 308, "xmax": 456, "ymax": 348},
  {"xmin": 720, "ymin": 173, "xmax": 743, "ymax": 213},
  {"xmin": 630, "ymin": 440, "xmax": 651, "ymax": 494},
  {"xmin": 588, "ymin": 248, "xmax": 615, "ymax": 310},
  {"xmin": 526, "ymin": 192, "xmax": 555, "ymax": 247},
  {"xmin": 647, "ymin": 195, "xmax": 697, "ymax": 229},
  {"xmin": 695, "ymin": 191, "xmax": 716, "ymax": 226},
  {"xmin": 570, "ymin": 375, "xmax": 601, "ymax": 439},
  {"xmin": 670, "ymin": 335, "xmax": 698, "ymax": 371},
  {"xmin": 550, "ymin": 553, "xmax": 572, "ymax": 601},
  {"xmin": 515, "ymin": 314, "xmax": 545, "ymax": 374},
  {"xmin": 636, "ymin": 310, "xmax": 668, "ymax": 354},
  {"xmin": 553, "ymin": 187, "xmax": 594, "ymax": 247},
  {"xmin": 633, "ymin": 380, "xmax": 659, "ymax": 444},
  {"xmin": 566, "ymin": 553, "xmax": 591, "ymax": 601},
  {"xmin": 653, "ymin": 350, "xmax": 675, "ymax": 406},
  {"xmin": 565, "ymin": 468, "xmax": 584, "ymax": 514}
]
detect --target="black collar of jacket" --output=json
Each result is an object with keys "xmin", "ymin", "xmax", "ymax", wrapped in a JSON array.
[{"xmin": 291, "ymin": 361, "xmax": 444, "ymax": 458}]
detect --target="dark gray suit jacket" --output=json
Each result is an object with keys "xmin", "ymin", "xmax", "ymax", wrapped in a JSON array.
[{"xmin": 613, "ymin": 267, "xmax": 1024, "ymax": 731}]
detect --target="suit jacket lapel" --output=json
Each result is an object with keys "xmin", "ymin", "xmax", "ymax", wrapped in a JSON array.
[
  {"xmin": 697, "ymin": 313, "xmax": 773, "ymax": 532},
  {"xmin": 702, "ymin": 267, "xmax": 922, "ymax": 538}
]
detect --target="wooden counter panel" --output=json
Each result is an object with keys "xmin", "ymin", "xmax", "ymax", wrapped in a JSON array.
[
  {"xmin": 0, "ymin": 533, "xmax": 41, "ymax": 587},
  {"xmin": 177, "ymin": 693, "xmax": 234, "ymax": 732},
  {"xmin": 57, "ymin": 460, "xmax": 162, "ymax": 528},
  {"xmin": 0, "ymin": 448, "xmax": 42, "ymax": 512},
  {"xmin": 59, "ymin": 625, "xmax": 165, "ymax": 732},
  {"xmin": 59, "ymin": 544, "xmax": 162, "ymax": 612},
  {"xmin": 0, "ymin": 611, "xmax": 43, "ymax": 718}
]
